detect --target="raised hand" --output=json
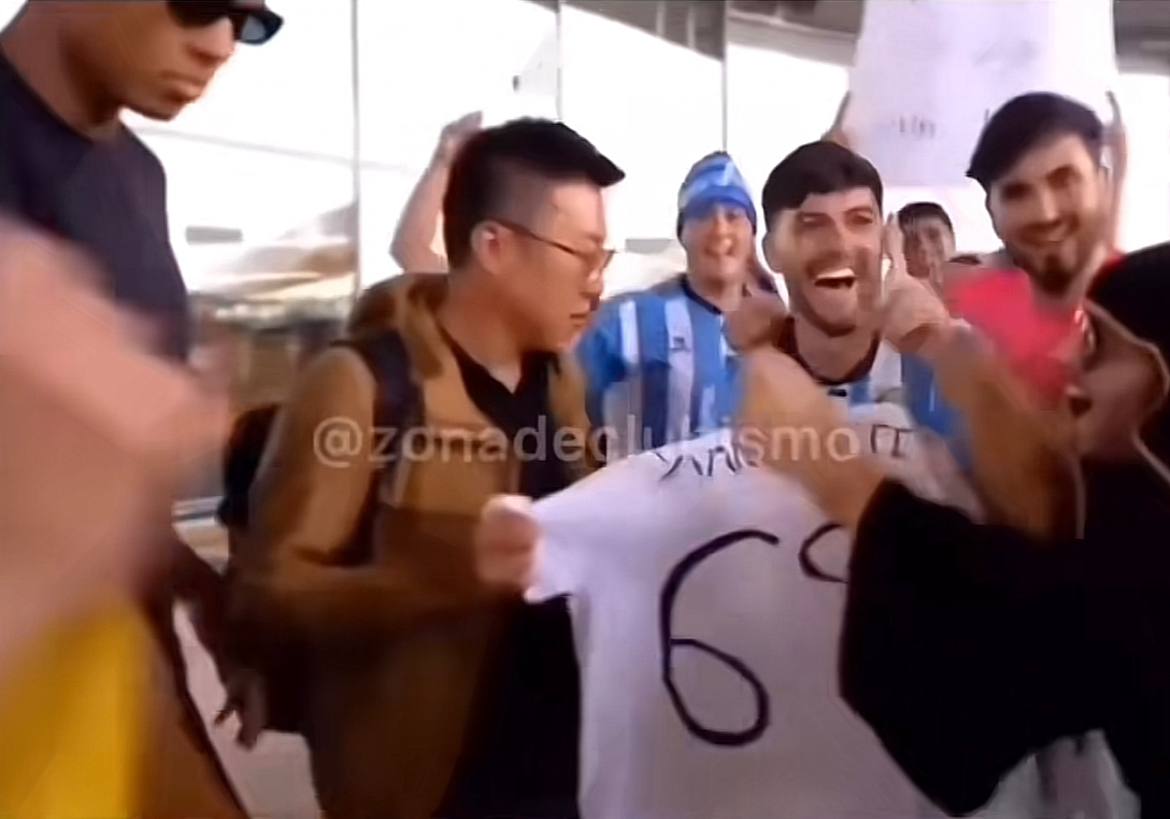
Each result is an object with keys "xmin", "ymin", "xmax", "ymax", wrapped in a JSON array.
[{"xmin": 434, "ymin": 111, "xmax": 484, "ymax": 166}]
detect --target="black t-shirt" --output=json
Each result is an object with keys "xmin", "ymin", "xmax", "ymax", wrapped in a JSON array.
[
  {"xmin": 441, "ymin": 337, "xmax": 582, "ymax": 819},
  {"xmin": 0, "ymin": 53, "xmax": 190, "ymax": 360}
]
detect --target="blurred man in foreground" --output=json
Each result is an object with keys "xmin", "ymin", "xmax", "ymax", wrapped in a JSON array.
[
  {"xmin": 739, "ymin": 243, "xmax": 1170, "ymax": 817},
  {"xmin": 0, "ymin": 1, "xmax": 281, "ymax": 814},
  {"xmin": 897, "ymin": 201, "xmax": 956, "ymax": 289},
  {"xmin": 0, "ymin": 223, "xmax": 227, "ymax": 817},
  {"xmin": 231, "ymin": 119, "xmax": 622, "ymax": 818}
]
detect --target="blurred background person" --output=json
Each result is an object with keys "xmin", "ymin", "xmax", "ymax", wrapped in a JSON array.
[{"xmin": 897, "ymin": 201, "xmax": 956, "ymax": 289}]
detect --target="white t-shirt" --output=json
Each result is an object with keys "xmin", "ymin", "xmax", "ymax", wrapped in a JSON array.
[{"xmin": 528, "ymin": 403, "xmax": 1034, "ymax": 819}]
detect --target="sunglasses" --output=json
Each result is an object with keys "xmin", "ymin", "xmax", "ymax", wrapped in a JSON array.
[{"xmin": 167, "ymin": 1, "xmax": 284, "ymax": 45}]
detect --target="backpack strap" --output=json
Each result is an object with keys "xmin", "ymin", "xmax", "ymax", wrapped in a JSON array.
[{"xmin": 332, "ymin": 329, "xmax": 420, "ymax": 563}]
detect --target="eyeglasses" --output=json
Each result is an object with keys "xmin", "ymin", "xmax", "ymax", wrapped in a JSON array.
[
  {"xmin": 167, "ymin": 1, "xmax": 284, "ymax": 45},
  {"xmin": 493, "ymin": 218, "xmax": 614, "ymax": 279}
]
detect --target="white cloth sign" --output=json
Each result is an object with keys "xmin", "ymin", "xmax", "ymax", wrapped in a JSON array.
[
  {"xmin": 849, "ymin": 0, "xmax": 1117, "ymax": 186},
  {"xmin": 528, "ymin": 404, "xmax": 1041, "ymax": 819}
]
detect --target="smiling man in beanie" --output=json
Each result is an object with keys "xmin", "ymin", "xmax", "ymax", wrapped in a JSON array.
[{"xmin": 577, "ymin": 151, "xmax": 766, "ymax": 459}]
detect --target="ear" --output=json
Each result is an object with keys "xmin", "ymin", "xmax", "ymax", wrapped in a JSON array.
[
  {"xmin": 469, "ymin": 222, "xmax": 505, "ymax": 274},
  {"xmin": 762, "ymin": 230, "xmax": 780, "ymax": 273},
  {"xmin": 984, "ymin": 193, "xmax": 1003, "ymax": 236}
]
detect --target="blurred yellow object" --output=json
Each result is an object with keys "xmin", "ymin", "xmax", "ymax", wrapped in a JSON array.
[{"xmin": 0, "ymin": 605, "xmax": 147, "ymax": 819}]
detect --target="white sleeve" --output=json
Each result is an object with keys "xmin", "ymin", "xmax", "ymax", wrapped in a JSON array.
[{"xmin": 525, "ymin": 457, "xmax": 644, "ymax": 603}]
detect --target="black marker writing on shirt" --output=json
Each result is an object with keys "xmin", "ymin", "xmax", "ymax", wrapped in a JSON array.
[
  {"xmin": 870, "ymin": 424, "xmax": 913, "ymax": 460},
  {"xmin": 659, "ymin": 524, "xmax": 847, "ymax": 747},
  {"xmin": 653, "ymin": 423, "xmax": 916, "ymax": 483},
  {"xmin": 660, "ymin": 529, "xmax": 777, "ymax": 747},
  {"xmin": 654, "ymin": 444, "xmax": 743, "ymax": 481}
]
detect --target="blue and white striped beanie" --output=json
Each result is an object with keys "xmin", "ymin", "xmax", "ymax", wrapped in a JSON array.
[{"xmin": 677, "ymin": 152, "xmax": 758, "ymax": 237}]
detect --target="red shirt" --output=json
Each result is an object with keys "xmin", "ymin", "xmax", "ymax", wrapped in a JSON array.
[{"xmin": 946, "ymin": 270, "xmax": 1087, "ymax": 407}]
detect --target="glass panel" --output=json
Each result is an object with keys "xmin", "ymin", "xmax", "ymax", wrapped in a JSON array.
[
  {"xmin": 567, "ymin": 0, "xmax": 726, "ymax": 59},
  {"xmin": 356, "ymin": 0, "xmax": 559, "ymax": 286},
  {"xmin": 122, "ymin": 0, "xmax": 359, "ymax": 501},
  {"xmin": 1114, "ymin": 62, "xmax": 1170, "ymax": 251},
  {"xmin": 561, "ymin": 2, "xmax": 725, "ymax": 294}
]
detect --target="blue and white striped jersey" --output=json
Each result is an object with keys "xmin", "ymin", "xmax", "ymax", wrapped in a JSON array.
[
  {"xmin": 578, "ymin": 275, "xmax": 740, "ymax": 459},
  {"xmin": 577, "ymin": 275, "xmax": 903, "ymax": 460}
]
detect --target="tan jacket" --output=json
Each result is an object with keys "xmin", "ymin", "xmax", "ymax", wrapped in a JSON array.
[{"xmin": 231, "ymin": 274, "xmax": 594, "ymax": 818}]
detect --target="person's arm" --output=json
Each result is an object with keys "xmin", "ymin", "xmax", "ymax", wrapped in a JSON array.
[
  {"xmin": 840, "ymin": 480, "xmax": 1099, "ymax": 816},
  {"xmin": 924, "ymin": 326, "xmax": 1083, "ymax": 540},
  {"xmin": 1105, "ymin": 91, "xmax": 1128, "ymax": 253},
  {"xmin": 389, "ymin": 112, "xmax": 482, "ymax": 273},
  {"xmin": 231, "ymin": 347, "xmax": 491, "ymax": 646},
  {"xmin": 883, "ymin": 256, "xmax": 1083, "ymax": 541},
  {"xmin": 0, "ymin": 223, "xmax": 226, "ymax": 681},
  {"xmin": 822, "ymin": 91, "xmax": 852, "ymax": 148},
  {"xmin": 737, "ymin": 349, "xmax": 1098, "ymax": 811}
]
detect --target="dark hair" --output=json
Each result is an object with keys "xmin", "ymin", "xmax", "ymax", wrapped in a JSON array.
[
  {"xmin": 967, "ymin": 93, "xmax": 1104, "ymax": 191},
  {"xmin": 761, "ymin": 141, "xmax": 883, "ymax": 230},
  {"xmin": 897, "ymin": 201, "xmax": 954, "ymax": 235},
  {"xmin": 442, "ymin": 118, "xmax": 625, "ymax": 268}
]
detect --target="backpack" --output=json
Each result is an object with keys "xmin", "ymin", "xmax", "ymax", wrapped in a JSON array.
[
  {"xmin": 216, "ymin": 330, "xmax": 419, "ymax": 734},
  {"xmin": 217, "ymin": 330, "xmax": 418, "ymax": 545}
]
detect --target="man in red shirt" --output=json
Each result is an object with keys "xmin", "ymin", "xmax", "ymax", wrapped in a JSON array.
[{"xmin": 954, "ymin": 92, "xmax": 1117, "ymax": 403}]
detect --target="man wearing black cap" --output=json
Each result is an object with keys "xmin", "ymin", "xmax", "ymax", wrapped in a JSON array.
[
  {"xmin": 739, "ymin": 243, "xmax": 1170, "ymax": 816},
  {"xmin": 0, "ymin": 2, "xmax": 281, "ymax": 815}
]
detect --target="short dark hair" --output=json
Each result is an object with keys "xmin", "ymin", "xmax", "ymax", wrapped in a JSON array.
[
  {"xmin": 761, "ymin": 141, "xmax": 883, "ymax": 230},
  {"xmin": 442, "ymin": 118, "xmax": 625, "ymax": 268},
  {"xmin": 897, "ymin": 201, "xmax": 954, "ymax": 235},
  {"xmin": 967, "ymin": 92, "xmax": 1104, "ymax": 191}
]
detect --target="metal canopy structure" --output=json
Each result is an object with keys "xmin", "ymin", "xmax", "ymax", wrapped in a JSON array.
[{"xmin": 730, "ymin": 0, "xmax": 1170, "ymax": 59}]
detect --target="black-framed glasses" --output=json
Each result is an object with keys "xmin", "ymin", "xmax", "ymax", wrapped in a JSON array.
[
  {"xmin": 493, "ymin": 218, "xmax": 614, "ymax": 279},
  {"xmin": 167, "ymin": 1, "xmax": 284, "ymax": 45}
]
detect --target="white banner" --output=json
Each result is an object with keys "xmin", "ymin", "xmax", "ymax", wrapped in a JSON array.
[{"xmin": 848, "ymin": 0, "xmax": 1117, "ymax": 187}]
